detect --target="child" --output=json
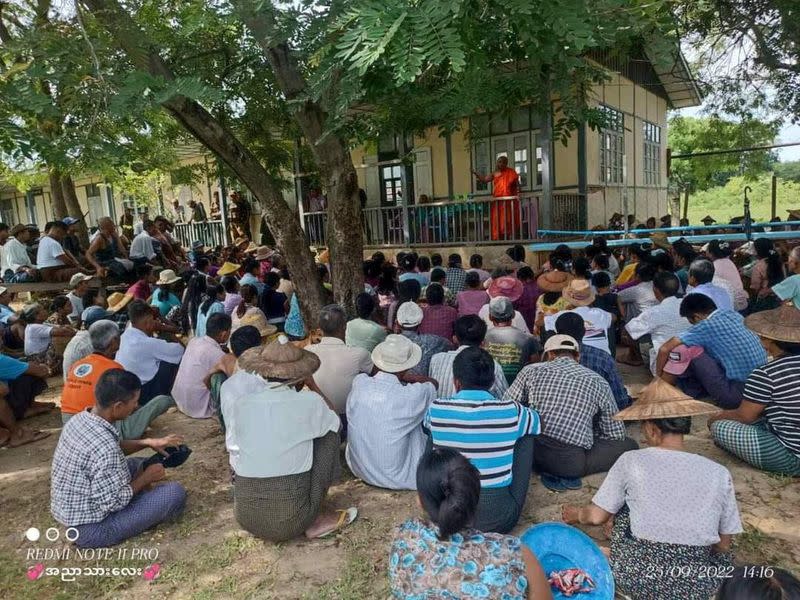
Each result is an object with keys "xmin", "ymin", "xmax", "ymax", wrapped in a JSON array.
[{"xmin": 591, "ymin": 271, "xmax": 619, "ymax": 356}]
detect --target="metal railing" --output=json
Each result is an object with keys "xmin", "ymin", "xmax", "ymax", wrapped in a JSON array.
[
  {"xmin": 173, "ymin": 220, "xmax": 227, "ymax": 249},
  {"xmin": 302, "ymin": 193, "xmax": 586, "ymax": 247}
]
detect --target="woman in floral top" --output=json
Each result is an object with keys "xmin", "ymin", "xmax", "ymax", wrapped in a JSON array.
[{"xmin": 389, "ymin": 448, "xmax": 551, "ymax": 599}]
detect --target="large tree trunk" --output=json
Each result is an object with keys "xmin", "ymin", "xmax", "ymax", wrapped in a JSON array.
[
  {"xmin": 81, "ymin": 0, "xmax": 326, "ymax": 328},
  {"xmin": 233, "ymin": 1, "xmax": 364, "ymax": 314},
  {"xmin": 61, "ymin": 173, "xmax": 90, "ymax": 246},
  {"xmin": 48, "ymin": 169, "xmax": 68, "ymax": 220}
]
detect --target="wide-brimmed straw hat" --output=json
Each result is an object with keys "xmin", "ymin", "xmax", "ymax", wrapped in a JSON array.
[
  {"xmin": 537, "ymin": 270, "xmax": 573, "ymax": 293},
  {"xmin": 562, "ymin": 279, "xmax": 595, "ymax": 307},
  {"xmin": 244, "ymin": 242, "xmax": 258, "ymax": 253},
  {"xmin": 614, "ymin": 378, "xmax": 719, "ymax": 421},
  {"xmin": 238, "ymin": 334, "xmax": 320, "ymax": 382},
  {"xmin": 254, "ymin": 246, "xmax": 274, "ymax": 261},
  {"xmin": 157, "ymin": 269, "xmax": 182, "ymax": 285},
  {"xmin": 488, "ymin": 276, "xmax": 523, "ymax": 301},
  {"xmin": 238, "ymin": 311, "xmax": 278, "ymax": 338},
  {"xmin": 700, "ymin": 215, "xmax": 716, "ymax": 224},
  {"xmin": 218, "ymin": 262, "xmax": 241, "ymax": 277},
  {"xmin": 650, "ymin": 231, "xmax": 671, "ymax": 251},
  {"xmin": 107, "ymin": 292, "xmax": 133, "ymax": 314},
  {"xmin": 371, "ymin": 334, "xmax": 422, "ymax": 373},
  {"xmin": 745, "ymin": 305, "xmax": 800, "ymax": 343},
  {"xmin": 233, "ymin": 236, "xmax": 248, "ymax": 247}
]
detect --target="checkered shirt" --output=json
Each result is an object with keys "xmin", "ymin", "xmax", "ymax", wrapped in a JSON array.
[
  {"xmin": 504, "ymin": 357, "xmax": 625, "ymax": 449},
  {"xmin": 580, "ymin": 344, "xmax": 631, "ymax": 409},
  {"xmin": 445, "ymin": 267, "xmax": 468, "ymax": 293},
  {"xmin": 678, "ymin": 309, "xmax": 768, "ymax": 382},
  {"xmin": 51, "ymin": 411, "xmax": 133, "ymax": 526}
]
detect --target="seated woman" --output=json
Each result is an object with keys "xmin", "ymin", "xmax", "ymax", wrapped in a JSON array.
[
  {"xmin": 562, "ymin": 378, "xmax": 743, "ymax": 600},
  {"xmin": 425, "ymin": 347, "xmax": 539, "ymax": 534},
  {"xmin": 150, "ymin": 269, "xmax": 183, "ymax": 318},
  {"xmin": 195, "ymin": 283, "xmax": 225, "ymax": 338},
  {"xmin": 221, "ymin": 276, "xmax": 242, "ymax": 316},
  {"xmin": 231, "ymin": 284, "xmax": 266, "ymax": 331},
  {"xmin": 23, "ymin": 302, "xmax": 75, "ymax": 375},
  {"xmin": 707, "ymin": 306, "xmax": 800, "ymax": 476},
  {"xmin": 220, "ymin": 335, "xmax": 356, "ymax": 541},
  {"xmin": 51, "ymin": 369, "xmax": 186, "ymax": 548},
  {"xmin": 389, "ymin": 447, "xmax": 551, "ymax": 600},
  {"xmin": 45, "ymin": 295, "xmax": 73, "ymax": 326},
  {"xmin": 260, "ymin": 272, "xmax": 288, "ymax": 331},
  {"xmin": 0, "ymin": 353, "xmax": 52, "ymax": 446}
]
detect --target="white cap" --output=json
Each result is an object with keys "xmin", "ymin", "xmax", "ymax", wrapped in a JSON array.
[
  {"xmin": 543, "ymin": 334, "xmax": 580, "ymax": 354},
  {"xmin": 396, "ymin": 301, "xmax": 424, "ymax": 328}
]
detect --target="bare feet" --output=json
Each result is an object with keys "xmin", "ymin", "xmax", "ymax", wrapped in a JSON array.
[
  {"xmin": 0, "ymin": 427, "xmax": 10, "ymax": 447},
  {"xmin": 7, "ymin": 427, "xmax": 50, "ymax": 447},
  {"xmin": 23, "ymin": 402, "xmax": 56, "ymax": 418}
]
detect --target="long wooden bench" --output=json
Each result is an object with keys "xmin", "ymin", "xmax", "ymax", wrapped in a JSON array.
[{"xmin": 4, "ymin": 278, "xmax": 102, "ymax": 295}]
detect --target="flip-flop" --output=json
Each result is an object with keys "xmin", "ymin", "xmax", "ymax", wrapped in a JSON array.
[
  {"xmin": 315, "ymin": 507, "xmax": 358, "ymax": 539},
  {"xmin": 8, "ymin": 429, "xmax": 50, "ymax": 448}
]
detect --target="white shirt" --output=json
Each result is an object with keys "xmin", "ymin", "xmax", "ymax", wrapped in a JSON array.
[
  {"xmin": 2, "ymin": 237, "xmax": 33, "ymax": 272},
  {"xmin": 545, "ymin": 307, "xmax": 613, "ymax": 354},
  {"xmin": 66, "ymin": 292, "xmax": 83, "ymax": 320},
  {"xmin": 306, "ymin": 337, "xmax": 373, "ymax": 414},
  {"xmin": 129, "ymin": 231, "xmax": 156, "ymax": 261},
  {"xmin": 25, "ymin": 323, "xmax": 53, "ymax": 355},
  {"xmin": 134, "ymin": 219, "xmax": 146, "ymax": 236},
  {"xmin": 345, "ymin": 372, "xmax": 435, "ymax": 490},
  {"xmin": 477, "ymin": 304, "xmax": 529, "ymax": 333},
  {"xmin": 626, "ymin": 296, "xmax": 691, "ymax": 375},
  {"xmin": 429, "ymin": 345, "xmax": 509, "ymax": 399},
  {"xmin": 116, "ymin": 327, "xmax": 184, "ymax": 384},
  {"xmin": 36, "ymin": 235, "xmax": 66, "ymax": 269},
  {"xmin": 61, "ymin": 330, "xmax": 94, "ymax": 381},
  {"xmin": 220, "ymin": 370, "xmax": 340, "ymax": 477}
]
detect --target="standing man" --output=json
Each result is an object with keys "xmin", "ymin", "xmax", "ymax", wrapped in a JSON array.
[
  {"xmin": 172, "ymin": 200, "xmax": 186, "ymax": 224},
  {"xmin": 188, "ymin": 199, "xmax": 207, "ymax": 224},
  {"xmin": 472, "ymin": 155, "xmax": 520, "ymax": 240},
  {"xmin": 230, "ymin": 191, "xmax": 252, "ymax": 240},
  {"xmin": 119, "ymin": 206, "xmax": 134, "ymax": 242}
]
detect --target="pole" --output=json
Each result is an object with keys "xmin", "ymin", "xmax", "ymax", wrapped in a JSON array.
[
  {"xmin": 400, "ymin": 164, "xmax": 410, "ymax": 246},
  {"xmin": 216, "ymin": 158, "xmax": 230, "ymax": 245},
  {"xmin": 682, "ymin": 189, "xmax": 689, "ymax": 221},
  {"xmin": 622, "ymin": 155, "xmax": 629, "ymax": 235},
  {"xmin": 771, "ymin": 173, "xmax": 778, "ymax": 220}
]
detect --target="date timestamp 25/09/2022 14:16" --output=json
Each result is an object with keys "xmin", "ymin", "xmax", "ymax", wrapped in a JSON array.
[{"xmin": 645, "ymin": 565, "xmax": 775, "ymax": 580}]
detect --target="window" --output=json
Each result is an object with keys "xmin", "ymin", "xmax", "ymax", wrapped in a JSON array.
[
  {"xmin": 381, "ymin": 165, "xmax": 403, "ymax": 205},
  {"xmin": 643, "ymin": 121, "xmax": 661, "ymax": 186},
  {"xmin": 599, "ymin": 105, "xmax": 624, "ymax": 184},
  {"xmin": 0, "ymin": 199, "xmax": 16, "ymax": 225}
]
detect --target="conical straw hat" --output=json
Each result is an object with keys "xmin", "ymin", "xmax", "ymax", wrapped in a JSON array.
[
  {"xmin": 614, "ymin": 378, "xmax": 719, "ymax": 421},
  {"xmin": 745, "ymin": 305, "xmax": 800, "ymax": 343},
  {"xmin": 238, "ymin": 334, "xmax": 320, "ymax": 383}
]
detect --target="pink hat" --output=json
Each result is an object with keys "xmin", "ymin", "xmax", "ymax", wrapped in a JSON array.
[
  {"xmin": 662, "ymin": 345, "xmax": 705, "ymax": 376},
  {"xmin": 487, "ymin": 276, "xmax": 523, "ymax": 302}
]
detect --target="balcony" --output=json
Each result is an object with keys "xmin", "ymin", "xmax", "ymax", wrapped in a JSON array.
[{"xmin": 304, "ymin": 193, "xmax": 586, "ymax": 248}]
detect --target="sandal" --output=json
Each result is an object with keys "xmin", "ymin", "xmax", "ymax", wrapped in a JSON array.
[
  {"xmin": 8, "ymin": 428, "xmax": 50, "ymax": 448},
  {"xmin": 315, "ymin": 507, "xmax": 358, "ymax": 539}
]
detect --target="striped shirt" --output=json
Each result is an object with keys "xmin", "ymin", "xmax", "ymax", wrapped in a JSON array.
[
  {"xmin": 425, "ymin": 390, "xmax": 540, "ymax": 488},
  {"xmin": 743, "ymin": 354, "xmax": 800, "ymax": 456}
]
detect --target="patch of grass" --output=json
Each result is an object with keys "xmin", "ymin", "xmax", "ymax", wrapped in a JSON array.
[{"xmin": 308, "ymin": 520, "xmax": 389, "ymax": 600}]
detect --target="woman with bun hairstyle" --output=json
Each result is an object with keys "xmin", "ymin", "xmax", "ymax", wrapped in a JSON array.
[
  {"xmin": 389, "ymin": 447, "xmax": 552, "ymax": 599},
  {"xmin": 706, "ymin": 239, "xmax": 748, "ymax": 311}
]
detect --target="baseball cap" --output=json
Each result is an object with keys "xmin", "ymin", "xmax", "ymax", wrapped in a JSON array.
[
  {"xmin": 82, "ymin": 306, "xmax": 113, "ymax": 327},
  {"xmin": 396, "ymin": 301, "xmax": 423, "ymax": 328},
  {"xmin": 69, "ymin": 273, "xmax": 93, "ymax": 289},
  {"xmin": 488, "ymin": 296, "xmax": 515, "ymax": 321},
  {"xmin": 543, "ymin": 334, "xmax": 580, "ymax": 354},
  {"xmin": 662, "ymin": 345, "xmax": 705, "ymax": 376},
  {"xmin": 62, "ymin": 217, "xmax": 80, "ymax": 226}
]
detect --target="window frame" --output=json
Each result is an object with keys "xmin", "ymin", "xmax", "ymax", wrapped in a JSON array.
[
  {"xmin": 599, "ymin": 104, "xmax": 625, "ymax": 186},
  {"xmin": 642, "ymin": 120, "xmax": 662, "ymax": 187}
]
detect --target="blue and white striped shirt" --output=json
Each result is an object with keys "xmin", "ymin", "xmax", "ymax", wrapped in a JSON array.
[{"xmin": 425, "ymin": 390, "xmax": 541, "ymax": 488}]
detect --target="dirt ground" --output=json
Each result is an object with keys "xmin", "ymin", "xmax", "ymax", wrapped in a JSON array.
[{"xmin": 1, "ymin": 362, "xmax": 798, "ymax": 599}]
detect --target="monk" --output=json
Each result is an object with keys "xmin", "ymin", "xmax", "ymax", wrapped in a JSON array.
[{"xmin": 472, "ymin": 156, "xmax": 520, "ymax": 240}]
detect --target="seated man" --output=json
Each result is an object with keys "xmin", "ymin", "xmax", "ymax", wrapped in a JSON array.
[
  {"xmin": 426, "ymin": 347, "xmax": 540, "ymax": 533},
  {"xmin": 221, "ymin": 336, "xmax": 355, "ymax": 541},
  {"xmin": 684, "ymin": 258, "xmax": 733, "ymax": 312},
  {"xmin": 708, "ymin": 307, "xmax": 800, "ymax": 476},
  {"xmin": 345, "ymin": 292, "xmax": 388, "ymax": 352},
  {"xmin": 657, "ymin": 294, "xmax": 768, "ymax": 409},
  {"xmin": 505, "ymin": 334, "xmax": 638, "ymax": 491},
  {"xmin": 396, "ymin": 301, "xmax": 453, "ymax": 377},
  {"xmin": 36, "ymin": 221, "xmax": 88, "ymax": 283},
  {"xmin": 419, "ymin": 283, "xmax": 458, "ymax": 340},
  {"xmin": 545, "ymin": 279, "xmax": 613, "ymax": 354},
  {"xmin": 484, "ymin": 297, "xmax": 540, "ymax": 384},
  {"xmin": 2, "ymin": 224, "xmax": 39, "ymax": 283},
  {"xmin": 51, "ymin": 369, "xmax": 186, "ymax": 548},
  {"xmin": 307, "ymin": 304, "xmax": 373, "ymax": 419},
  {"xmin": 116, "ymin": 301, "xmax": 184, "ymax": 405},
  {"xmin": 62, "ymin": 320, "xmax": 174, "ymax": 439},
  {"xmin": 85, "ymin": 216, "xmax": 134, "ymax": 278},
  {"xmin": 555, "ymin": 312, "xmax": 630, "ymax": 409},
  {"xmin": 429, "ymin": 315, "xmax": 509, "ymax": 399},
  {"xmin": 346, "ymin": 335, "xmax": 436, "ymax": 490},
  {"xmin": 62, "ymin": 306, "xmax": 115, "ymax": 380},
  {"xmin": 0, "ymin": 353, "xmax": 51, "ymax": 446},
  {"xmin": 171, "ymin": 313, "xmax": 231, "ymax": 419},
  {"xmin": 128, "ymin": 220, "xmax": 159, "ymax": 267},
  {"xmin": 625, "ymin": 272, "xmax": 691, "ymax": 376},
  {"xmin": 205, "ymin": 325, "xmax": 263, "ymax": 432}
]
